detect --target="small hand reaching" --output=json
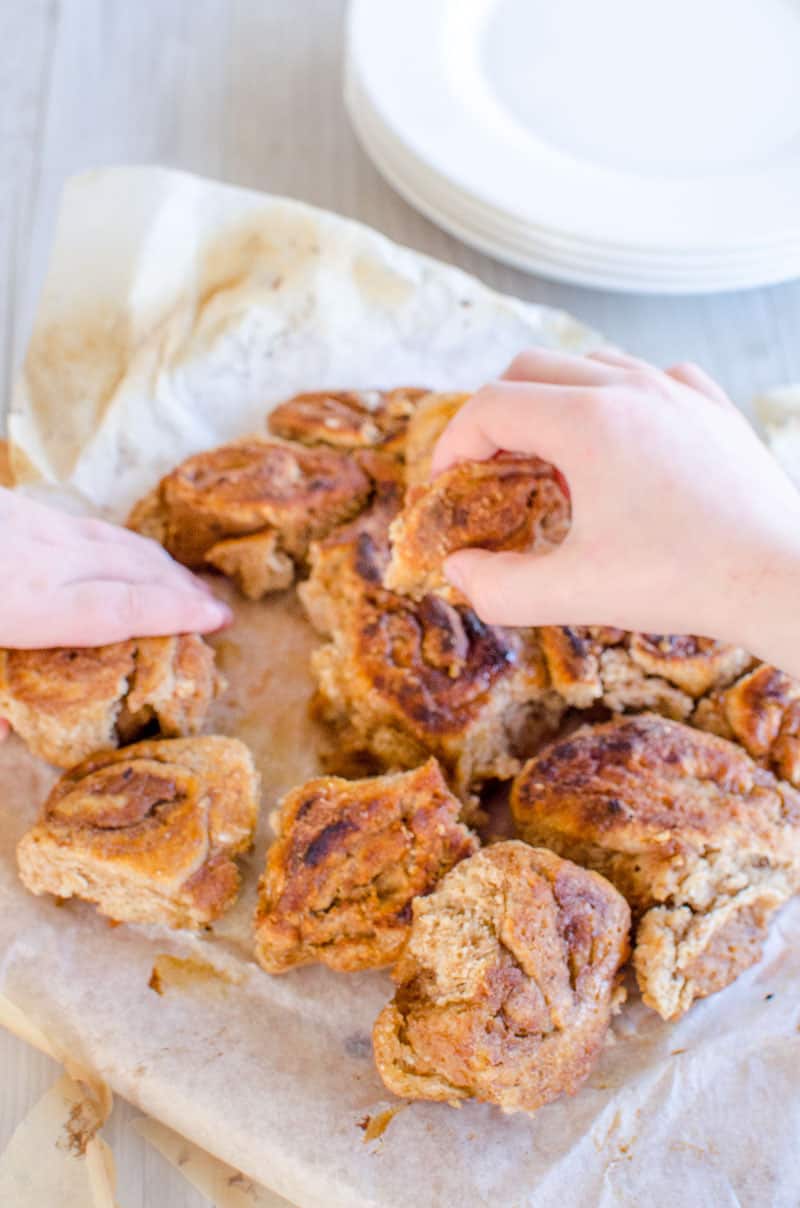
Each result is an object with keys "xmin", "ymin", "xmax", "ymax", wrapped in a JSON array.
[
  {"xmin": 432, "ymin": 349, "xmax": 800, "ymax": 678},
  {"xmin": 0, "ymin": 488, "xmax": 231, "ymax": 649}
]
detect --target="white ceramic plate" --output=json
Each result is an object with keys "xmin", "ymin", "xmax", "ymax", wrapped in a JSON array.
[
  {"xmin": 347, "ymin": 66, "xmax": 800, "ymax": 293},
  {"xmin": 347, "ymin": 0, "xmax": 800, "ymax": 277},
  {"xmin": 347, "ymin": 67, "xmax": 800, "ymax": 272}
]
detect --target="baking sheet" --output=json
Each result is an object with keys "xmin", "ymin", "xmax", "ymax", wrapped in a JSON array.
[{"xmin": 2, "ymin": 167, "xmax": 800, "ymax": 1208}]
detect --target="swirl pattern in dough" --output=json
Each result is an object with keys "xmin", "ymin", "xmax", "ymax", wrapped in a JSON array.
[{"xmin": 17, "ymin": 736, "xmax": 259, "ymax": 928}]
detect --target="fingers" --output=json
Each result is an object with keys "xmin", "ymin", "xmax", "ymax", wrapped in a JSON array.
[
  {"xmin": 0, "ymin": 719, "xmax": 8, "ymax": 743},
  {"xmin": 430, "ymin": 380, "xmax": 590, "ymax": 477},
  {"xmin": 48, "ymin": 581, "xmax": 232, "ymax": 647},
  {"xmin": 502, "ymin": 347, "xmax": 623, "ymax": 387},
  {"xmin": 587, "ymin": 349, "xmax": 654, "ymax": 372},
  {"xmin": 0, "ymin": 489, "xmax": 86, "ymax": 545},
  {"xmin": 594, "ymin": 351, "xmax": 735, "ymax": 412},
  {"xmin": 85, "ymin": 524, "xmax": 220, "ymax": 595},
  {"xmin": 77, "ymin": 517, "xmax": 190, "ymax": 571},
  {"xmin": 665, "ymin": 362, "xmax": 731, "ymax": 407},
  {"xmin": 64, "ymin": 536, "xmax": 213, "ymax": 600},
  {"xmin": 443, "ymin": 546, "xmax": 596, "ymax": 628},
  {"xmin": 79, "ymin": 515, "xmax": 167, "ymax": 550}
]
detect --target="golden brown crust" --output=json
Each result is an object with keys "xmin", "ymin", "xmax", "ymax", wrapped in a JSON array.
[
  {"xmin": 0, "ymin": 644, "xmax": 134, "ymax": 765},
  {"xmin": 0, "ymin": 439, "xmax": 13, "ymax": 487},
  {"xmin": 538, "ymin": 626, "xmax": 752, "ymax": 720},
  {"xmin": 127, "ymin": 436, "xmax": 371, "ymax": 593},
  {"xmin": 267, "ymin": 388, "xmax": 427, "ymax": 455},
  {"xmin": 372, "ymin": 841, "xmax": 630, "ymax": 1113},
  {"xmin": 693, "ymin": 663, "xmax": 800, "ymax": 788},
  {"xmin": 126, "ymin": 486, "xmax": 167, "ymax": 544},
  {"xmin": 253, "ymin": 759, "xmax": 478, "ymax": 973},
  {"xmin": 538, "ymin": 627, "xmax": 626, "ymax": 709},
  {"xmin": 385, "ymin": 457, "xmax": 570, "ymax": 602},
  {"xmin": 119, "ymin": 634, "xmax": 220, "ymax": 741},
  {"xmin": 403, "ymin": 392, "xmax": 470, "ymax": 487},
  {"xmin": 626, "ymin": 634, "xmax": 753, "ymax": 697},
  {"xmin": 511, "ymin": 715, "xmax": 800, "ymax": 1018},
  {"xmin": 633, "ymin": 892, "xmax": 784, "ymax": 1021},
  {"xmin": 205, "ymin": 530, "xmax": 295, "ymax": 599},
  {"xmin": 0, "ymin": 635, "xmax": 219, "ymax": 767},
  {"xmin": 297, "ymin": 451, "xmax": 405, "ymax": 635},
  {"xmin": 17, "ymin": 736, "xmax": 259, "ymax": 928},
  {"xmin": 298, "ymin": 464, "xmax": 564, "ymax": 799}
]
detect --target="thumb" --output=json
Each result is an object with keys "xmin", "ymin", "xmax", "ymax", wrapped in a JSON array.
[{"xmin": 444, "ymin": 546, "xmax": 590, "ymax": 628}]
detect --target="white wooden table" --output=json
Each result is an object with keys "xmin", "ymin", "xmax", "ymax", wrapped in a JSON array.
[{"xmin": 2, "ymin": 2, "xmax": 800, "ymax": 1204}]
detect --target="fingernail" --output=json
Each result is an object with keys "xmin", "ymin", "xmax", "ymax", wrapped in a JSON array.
[
  {"xmin": 443, "ymin": 556, "xmax": 465, "ymax": 592},
  {"xmin": 203, "ymin": 599, "xmax": 233, "ymax": 626}
]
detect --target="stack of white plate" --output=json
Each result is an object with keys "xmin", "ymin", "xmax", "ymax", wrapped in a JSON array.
[{"xmin": 346, "ymin": 0, "xmax": 800, "ymax": 294}]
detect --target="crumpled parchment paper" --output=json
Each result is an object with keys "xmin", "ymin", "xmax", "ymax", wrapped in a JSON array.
[
  {"xmin": 0, "ymin": 1063, "xmax": 116, "ymax": 1208},
  {"xmin": 2, "ymin": 167, "xmax": 799, "ymax": 1208}
]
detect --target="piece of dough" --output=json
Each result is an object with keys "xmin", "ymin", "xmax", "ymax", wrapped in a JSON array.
[
  {"xmin": 0, "ymin": 635, "xmax": 220, "ymax": 767},
  {"xmin": 17, "ymin": 736, "xmax": 259, "ymax": 928},
  {"xmin": 128, "ymin": 436, "xmax": 371, "ymax": 593},
  {"xmin": 693, "ymin": 662, "xmax": 800, "ymax": 788},
  {"xmin": 298, "ymin": 456, "xmax": 564, "ymax": 802},
  {"xmin": 267, "ymin": 387, "xmax": 427, "ymax": 455},
  {"xmin": 385, "ymin": 456, "xmax": 569, "ymax": 603},
  {"xmin": 254, "ymin": 759, "xmax": 478, "ymax": 973},
  {"xmin": 512, "ymin": 714, "xmax": 800, "ymax": 1019},
  {"xmin": 372, "ymin": 841, "xmax": 630, "ymax": 1112}
]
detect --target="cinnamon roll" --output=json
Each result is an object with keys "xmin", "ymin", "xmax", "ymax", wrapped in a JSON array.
[
  {"xmin": 385, "ymin": 455, "xmax": 570, "ymax": 603},
  {"xmin": 0, "ymin": 634, "xmax": 219, "ymax": 767},
  {"xmin": 254, "ymin": 759, "xmax": 477, "ymax": 973},
  {"xmin": 17, "ymin": 736, "xmax": 259, "ymax": 928},
  {"xmin": 267, "ymin": 388, "xmax": 427, "ymax": 455},
  {"xmin": 372, "ymin": 841, "xmax": 630, "ymax": 1112},
  {"xmin": 538, "ymin": 626, "xmax": 752, "ymax": 720},
  {"xmin": 511, "ymin": 715, "xmax": 800, "ymax": 1019},
  {"xmin": 693, "ymin": 662, "xmax": 800, "ymax": 787},
  {"xmin": 403, "ymin": 391, "xmax": 470, "ymax": 488},
  {"xmin": 299, "ymin": 459, "xmax": 564, "ymax": 801},
  {"xmin": 128, "ymin": 436, "xmax": 372, "ymax": 597}
]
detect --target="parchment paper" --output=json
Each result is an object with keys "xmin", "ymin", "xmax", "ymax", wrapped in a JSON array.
[
  {"xmin": 2, "ymin": 167, "xmax": 799, "ymax": 1208},
  {"xmin": 0, "ymin": 1072, "xmax": 116, "ymax": 1208}
]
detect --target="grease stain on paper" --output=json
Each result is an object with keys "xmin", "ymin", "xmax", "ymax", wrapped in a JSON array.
[
  {"xmin": 357, "ymin": 1102, "xmax": 408, "ymax": 1143},
  {"xmin": 59, "ymin": 1099, "xmax": 102, "ymax": 1158},
  {"xmin": 148, "ymin": 954, "xmax": 243, "ymax": 997}
]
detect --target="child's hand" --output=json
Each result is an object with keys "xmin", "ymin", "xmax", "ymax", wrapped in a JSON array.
[
  {"xmin": 0, "ymin": 489, "xmax": 231, "ymax": 649},
  {"xmin": 432, "ymin": 350, "xmax": 800, "ymax": 673}
]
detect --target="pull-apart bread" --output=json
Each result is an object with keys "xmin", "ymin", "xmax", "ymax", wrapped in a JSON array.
[
  {"xmin": 0, "ymin": 635, "xmax": 219, "ymax": 767},
  {"xmin": 512, "ymin": 715, "xmax": 800, "ymax": 1020},
  {"xmin": 693, "ymin": 662, "xmax": 800, "ymax": 788},
  {"xmin": 384, "ymin": 389, "xmax": 570, "ymax": 602},
  {"xmin": 403, "ymin": 391, "xmax": 470, "ymax": 488},
  {"xmin": 267, "ymin": 388, "xmax": 427, "ymax": 455},
  {"xmin": 298, "ymin": 455, "xmax": 565, "ymax": 801},
  {"xmin": 385, "ymin": 455, "xmax": 570, "ymax": 603},
  {"xmin": 372, "ymin": 841, "xmax": 630, "ymax": 1113},
  {"xmin": 538, "ymin": 627, "xmax": 753, "ymax": 719},
  {"xmin": 254, "ymin": 759, "xmax": 477, "ymax": 973},
  {"xmin": 17, "ymin": 736, "xmax": 259, "ymax": 928},
  {"xmin": 128, "ymin": 436, "xmax": 372, "ymax": 598}
]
